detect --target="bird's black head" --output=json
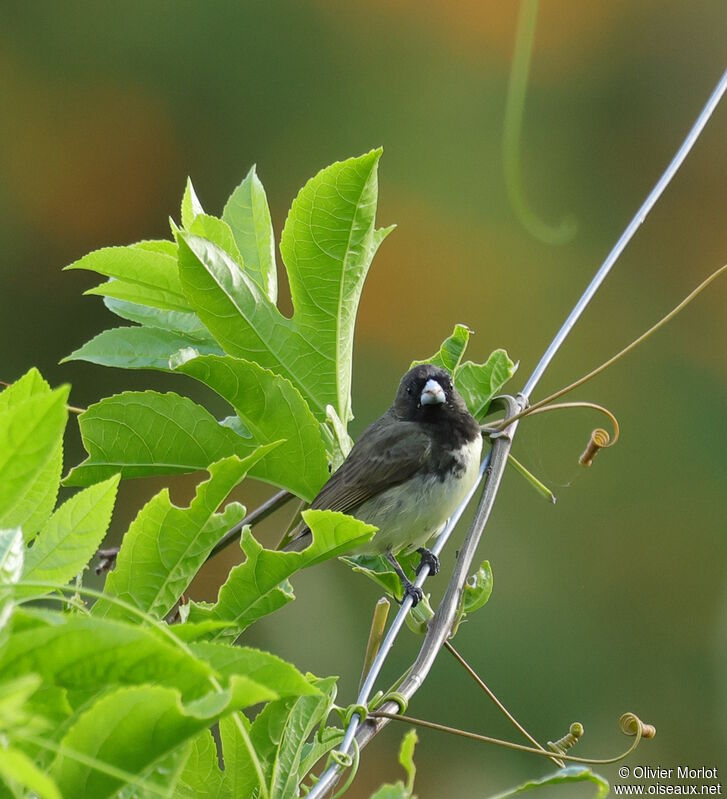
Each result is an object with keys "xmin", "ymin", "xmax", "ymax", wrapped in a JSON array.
[{"xmin": 393, "ymin": 364, "xmax": 471, "ymax": 424}]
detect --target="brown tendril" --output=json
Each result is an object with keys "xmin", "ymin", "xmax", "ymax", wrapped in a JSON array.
[
  {"xmin": 547, "ymin": 722, "xmax": 584, "ymax": 755},
  {"xmin": 369, "ymin": 710, "xmax": 655, "ymax": 766}
]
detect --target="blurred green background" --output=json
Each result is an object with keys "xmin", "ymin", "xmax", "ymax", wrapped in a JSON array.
[{"xmin": 2, "ymin": 2, "xmax": 726, "ymax": 795}]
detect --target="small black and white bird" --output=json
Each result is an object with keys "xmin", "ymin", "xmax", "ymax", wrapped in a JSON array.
[{"xmin": 284, "ymin": 364, "xmax": 483, "ymax": 605}]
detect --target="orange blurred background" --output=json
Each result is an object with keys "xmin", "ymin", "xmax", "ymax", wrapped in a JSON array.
[{"xmin": 2, "ymin": 2, "xmax": 726, "ymax": 795}]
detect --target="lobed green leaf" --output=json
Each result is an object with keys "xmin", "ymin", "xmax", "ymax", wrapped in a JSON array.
[
  {"xmin": 67, "ymin": 245, "xmax": 192, "ymax": 312},
  {"xmin": 63, "ymin": 326, "xmax": 223, "ymax": 370},
  {"xmin": 488, "ymin": 766, "xmax": 610, "ymax": 799},
  {"xmin": 94, "ymin": 451, "xmax": 275, "ymax": 620},
  {"xmin": 21, "ymin": 475, "xmax": 120, "ymax": 597},
  {"xmin": 0, "ymin": 746, "xmax": 61, "ymax": 799},
  {"xmin": 0, "ymin": 387, "xmax": 69, "ymax": 531},
  {"xmin": 189, "ymin": 511, "xmax": 376, "ymax": 638},
  {"xmin": 173, "ymin": 353, "xmax": 329, "ymax": 500},
  {"xmin": 222, "ymin": 164, "xmax": 278, "ymax": 302},
  {"xmin": 176, "ymin": 730, "xmax": 230, "ymax": 799},
  {"xmin": 64, "ymin": 391, "xmax": 262, "ymax": 486},
  {"xmin": 0, "ymin": 370, "xmax": 63, "ymax": 540},
  {"xmin": 50, "ymin": 685, "xmax": 255, "ymax": 799}
]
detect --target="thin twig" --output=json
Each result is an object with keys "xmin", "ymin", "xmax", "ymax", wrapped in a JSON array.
[
  {"xmin": 207, "ymin": 488, "xmax": 293, "ymax": 560},
  {"xmin": 443, "ymin": 641, "xmax": 563, "ymax": 768},
  {"xmin": 492, "ymin": 263, "xmax": 727, "ymax": 432}
]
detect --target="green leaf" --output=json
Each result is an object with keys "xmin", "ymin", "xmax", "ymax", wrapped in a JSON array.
[
  {"xmin": 0, "ymin": 387, "xmax": 68, "ymax": 528},
  {"xmin": 218, "ymin": 716, "xmax": 255, "ymax": 798},
  {"xmin": 64, "ymin": 391, "xmax": 263, "ymax": 486},
  {"xmin": 66, "ymin": 245, "xmax": 191, "ymax": 312},
  {"xmin": 369, "ymin": 729, "xmax": 418, "ymax": 799},
  {"xmin": 178, "ymin": 150, "xmax": 392, "ymax": 424},
  {"xmin": 136, "ymin": 239, "xmax": 179, "ymax": 258},
  {"xmin": 297, "ymin": 726, "xmax": 343, "ymax": 784},
  {"xmin": 269, "ymin": 679, "xmax": 338, "ymax": 799},
  {"xmin": 189, "ymin": 643, "xmax": 318, "ymax": 700},
  {"xmin": 63, "ymin": 326, "xmax": 223, "ymax": 370},
  {"xmin": 181, "ymin": 178, "xmax": 204, "ymax": 229},
  {"xmin": 369, "ymin": 786, "xmax": 409, "ymax": 799},
  {"xmin": 462, "ymin": 560, "xmax": 493, "ymax": 615},
  {"xmin": 222, "ymin": 164, "xmax": 278, "ymax": 302},
  {"xmin": 0, "ymin": 368, "xmax": 50, "ymax": 412},
  {"xmin": 0, "ymin": 674, "xmax": 42, "ymax": 732},
  {"xmin": 399, "ymin": 729, "xmax": 418, "ymax": 793},
  {"xmin": 50, "ymin": 685, "xmax": 262, "ymax": 799},
  {"xmin": 0, "ymin": 614, "xmax": 218, "ymax": 702},
  {"xmin": 189, "ymin": 511, "xmax": 376, "ymax": 638},
  {"xmin": 0, "ymin": 370, "xmax": 63, "ymax": 540},
  {"xmin": 415, "ymin": 325, "xmax": 517, "ymax": 420},
  {"xmin": 0, "ymin": 528, "xmax": 23, "ymax": 632},
  {"xmin": 488, "ymin": 766, "xmax": 610, "ymax": 799},
  {"xmin": 456, "ymin": 349, "xmax": 518, "ymax": 420},
  {"xmin": 176, "ymin": 731, "xmax": 230, "ymax": 799},
  {"xmin": 412, "ymin": 323, "xmax": 472, "ymax": 373},
  {"xmin": 94, "ymin": 451, "xmax": 274, "ymax": 620},
  {"xmin": 117, "ymin": 745, "xmax": 192, "ymax": 799},
  {"xmin": 21, "ymin": 475, "xmax": 120, "ymax": 596},
  {"xmin": 173, "ymin": 353, "xmax": 329, "ymax": 501},
  {"xmin": 190, "ymin": 213, "xmax": 244, "ymax": 265},
  {"xmin": 103, "ymin": 297, "xmax": 212, "ymax": 340},
  {"xmin": 340, "ymin": 551, "xmax": 419, "ymax": 602},
  {"xmin": 0, "ymin": 747, "xmax": 62, "ymax": 799}
]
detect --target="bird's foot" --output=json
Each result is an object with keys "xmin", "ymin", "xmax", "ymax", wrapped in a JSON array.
[
  {"xmin": 416, "ymin": 547, "xmax": 440, "ymax": 576},
  {"xmin": 400, "ymin": 579, "xmax": 423, "ymax": 607}
]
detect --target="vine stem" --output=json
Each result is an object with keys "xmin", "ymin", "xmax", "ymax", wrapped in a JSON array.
[
  {"xmin": 306, "ymin": 66, "xmax": 727, "ymax": 798},
  {"xmin": 443, "ymin": 641, "xmax": 564, "ymax": 768}
]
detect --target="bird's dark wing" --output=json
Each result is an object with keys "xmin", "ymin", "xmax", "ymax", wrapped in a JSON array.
[
  {"xmin": 283, "ymin": 411, "xmax": 433, "ymax": 549},
  {"xmin": 312, "ymin": 414, "xmax": 432, "ymax": 514}
]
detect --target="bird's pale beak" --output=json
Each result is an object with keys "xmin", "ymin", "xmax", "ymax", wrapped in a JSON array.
[{"xmin": 420, "ymin": 378, "xmax": 446, "ymax": 406}]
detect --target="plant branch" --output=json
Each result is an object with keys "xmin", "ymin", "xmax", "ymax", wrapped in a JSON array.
[{"xmin": 207, "ymin": 488, "xmax": 293, "ymax": 560}]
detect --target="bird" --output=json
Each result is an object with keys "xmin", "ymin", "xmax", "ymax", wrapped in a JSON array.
[{"xmin": 283, "ymin": 363, "xmax": 483, "ymax": 605}]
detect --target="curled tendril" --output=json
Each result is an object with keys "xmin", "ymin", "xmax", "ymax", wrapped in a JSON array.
[
  {"xmin": 580, "ymin": 427, "xmax": 611, "ymax": 466},
  {"xmin": 343, "ymin": 703, "xmax": 369, "ymax": 726},
  {"xmin": 369, "ymin": 709, "xmax": 656, "ymax": 766},
  {"xmin": 485, "ymin": 400, "xmax": 620, "ymax": 467},
  {"xmin": 371, "ymin": 690, "xmax": 409, "ymax": 715},
  {"xmin": 328, "ymin": 739, "xmax": 360, "ymax": 799},
  {"xmin": 620, "ymin": 712, "xmax": 656, "ymax": 740},
  {"xmin": 548, "ymin": 722, "xmax": 584, "ymax": 755}
]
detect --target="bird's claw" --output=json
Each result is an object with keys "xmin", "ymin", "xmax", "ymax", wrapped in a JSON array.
[
  {"xmin": 415, "ymin": 547, "xmax": 440, "ymax": 576},
  {"xmin": 401, "ymin": 581, "xmax": 423, "ymax": 607}
]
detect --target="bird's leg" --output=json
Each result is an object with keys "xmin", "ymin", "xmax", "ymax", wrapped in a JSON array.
[
  {"xmin": 415, "ymin": 547, "xmax": 440, "ymax": 576},
  {"xmin": 385, "ymin": 550, "xmax": 423, "ymax": 607}
]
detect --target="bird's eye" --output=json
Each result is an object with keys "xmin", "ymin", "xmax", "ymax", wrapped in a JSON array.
[{"xmin": 406, "ymin": 387, "xmax": 412, "ymax": 395}]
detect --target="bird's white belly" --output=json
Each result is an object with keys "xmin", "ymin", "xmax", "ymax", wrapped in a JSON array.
[{"xmin": 354, "ymin": 435, "xmax": 483, "ymax": 555}]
